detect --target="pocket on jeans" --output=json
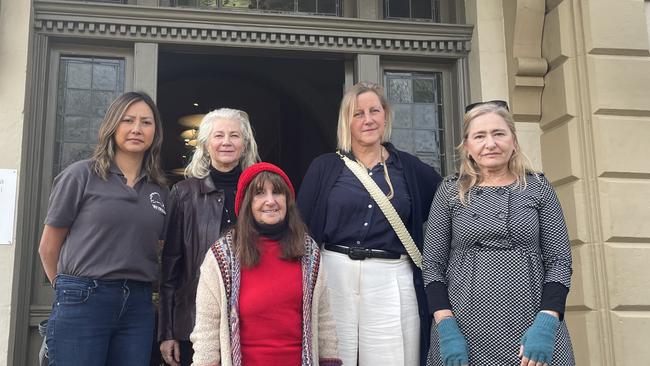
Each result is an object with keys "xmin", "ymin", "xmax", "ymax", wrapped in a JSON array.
[{"xmin": 56, "ymin": 288, "xmax": 91, "ymax": 305}]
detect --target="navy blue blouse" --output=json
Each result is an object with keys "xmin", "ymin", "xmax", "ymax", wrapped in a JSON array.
[{"xmin": 323, "ymin": 152, "xmax": 411, "ymax": 254}]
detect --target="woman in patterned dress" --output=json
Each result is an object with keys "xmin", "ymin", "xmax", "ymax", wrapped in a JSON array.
[{"xmin": 422, "ymin": 101, "xmax": 575, "ymax": 366}]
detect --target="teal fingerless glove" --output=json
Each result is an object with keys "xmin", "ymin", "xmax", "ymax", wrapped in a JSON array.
[
  {"xmin": 520, "ymin": 312, "xmax": 560, "ymax": 363},
  {"xmin": 437, "ymin": 317, "xmax": 469, "ymax": 366}
]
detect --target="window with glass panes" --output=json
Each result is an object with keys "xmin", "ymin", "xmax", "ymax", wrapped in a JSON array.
[
  {"xmin": 386, "ymin": 71, "xmax": 445, "ymax": 173},
  {"xmin": 54, "ymin": 56, "xmax": 125, "ymax": 174},
  {"xmin": 172, "ymin": 0, "xmax": 339, "ymax": 15},
  {"xmin": 384, "ymin": 0, "xmax": 440, "ymax": 21},
  {"xmin": 82, "ymin": 0, "xmax": 125, "ymax": 3}
]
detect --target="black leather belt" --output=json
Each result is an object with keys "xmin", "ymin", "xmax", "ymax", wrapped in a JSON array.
[{"xmin": 323, "ymin": 244, "xmax": 401, "ymax": 260}]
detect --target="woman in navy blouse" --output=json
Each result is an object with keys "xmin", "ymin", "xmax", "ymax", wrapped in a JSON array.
[{"xmin": 298, "ymin": 82, "xmax": 442, "ymax": 366}]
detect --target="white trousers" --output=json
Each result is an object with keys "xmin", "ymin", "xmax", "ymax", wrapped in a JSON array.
[{"xmin": 322, "ymin": 249, "xmax": 420, "ymax": 366}]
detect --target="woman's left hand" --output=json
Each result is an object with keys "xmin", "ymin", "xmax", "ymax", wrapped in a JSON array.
[{"xmin": 519, "ymin": 311, "xmax": 559, "ymax": 366}]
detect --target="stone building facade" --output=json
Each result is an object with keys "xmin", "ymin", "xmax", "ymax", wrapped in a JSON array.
[{"xmin": 0, "ymin": 0, "xmax": 648, "ymax": 364}]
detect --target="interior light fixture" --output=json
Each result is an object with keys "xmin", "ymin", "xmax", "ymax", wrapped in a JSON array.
[{"xmin": 178, "ymin": 114, "xmax": 205, "ymax": 128}]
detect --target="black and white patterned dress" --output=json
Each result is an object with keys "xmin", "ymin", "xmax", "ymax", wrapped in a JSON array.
[{"xmin": 423, "ymin": 174, "xmax": 575, "ymax": 366}]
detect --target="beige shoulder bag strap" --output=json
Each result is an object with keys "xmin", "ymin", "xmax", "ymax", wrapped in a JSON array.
[{"xmin": 337, "ymin": 151, "xmax": 423, "ymax": 269}]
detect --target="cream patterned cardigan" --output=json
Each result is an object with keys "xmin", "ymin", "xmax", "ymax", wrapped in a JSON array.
[{"xmin": 190, "ymin": 233, "xmax": 341, "ymax": 366}]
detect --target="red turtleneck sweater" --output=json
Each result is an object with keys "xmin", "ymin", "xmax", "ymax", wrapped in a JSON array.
[{"xmin": 239, "ymin": 237, "xmax": 303, "ymax": 365}]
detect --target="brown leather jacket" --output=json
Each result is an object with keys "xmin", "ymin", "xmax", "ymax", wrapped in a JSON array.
[{"xmin": 158, "ymin": 176, "xmax": 226, "ymax": 342}]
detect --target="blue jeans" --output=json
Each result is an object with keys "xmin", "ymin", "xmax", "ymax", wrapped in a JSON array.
[{"xmin": 46, "ymin": 274, "xmax": 154, "ymax": 366}]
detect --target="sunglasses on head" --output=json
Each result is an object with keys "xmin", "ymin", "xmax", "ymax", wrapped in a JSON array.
[{"xmin": 465, "ymin": 100, "xmax": 510, "ymax": 113}]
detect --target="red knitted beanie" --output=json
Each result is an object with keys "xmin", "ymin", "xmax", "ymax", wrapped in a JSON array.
[{"xmin": 235, "ymin": 162, "xmax": 295, "ymax": 217}]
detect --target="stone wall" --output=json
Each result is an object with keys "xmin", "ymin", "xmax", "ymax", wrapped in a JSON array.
[
  {"xmin": 542, "ymin": 0, "xmax": 650, "ymax": 364},
  {"xmin": 0, "ymin": 0, "xmax": 30, "ymax": 363}
]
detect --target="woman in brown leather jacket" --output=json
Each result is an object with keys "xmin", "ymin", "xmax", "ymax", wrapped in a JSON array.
[{"xmin": 159, "ymin": 108, "xmax": 260, "ymax": 366}]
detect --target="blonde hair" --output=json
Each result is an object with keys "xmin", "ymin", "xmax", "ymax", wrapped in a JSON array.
[
  {"xmin": 457, "ymin": 103, "xmax": 537, "ymax": 204},
  {"xmin": 91, "ymin": 92, "xmax": 167, "ymax": 187},
  {"xmin": 185, "ymin": 108, "xmax": 260, "ymax": 178},
  {"xmin": 336, "ymin": 82, "xmax": 392, "ymax": 152}
]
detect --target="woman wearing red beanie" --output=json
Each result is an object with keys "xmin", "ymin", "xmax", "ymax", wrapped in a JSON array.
[{"xmin": 190, "ymin": 162, "xmax": 341, "ymax": 366}]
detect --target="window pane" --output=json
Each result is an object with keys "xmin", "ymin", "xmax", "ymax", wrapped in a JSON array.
[
  {"xmin": 64, "ymin": 89, "xmax": 92, "ymax": 116},
  {"xmin": 84, "ymin": 0, "xmax": 125, "ymax": 3},
  {"xmin": 390, "ymin": 129, "xmax": 414, "ymax": 154},
  {"xmin": 59, "ymin": 143, "xmax": 96, "ymax": 172},
  {"xmin": 392, "ymin": 104, "xmax": 413, "ymax": 128},
  {"xmin": 61, "ymin": 116, "xmax": 90, "ymax": 143},
  {"xmin": 385, "ymin": 0, "xmax": 440, "ymax": 21},
  {"xmin": 258, "ymin": 0, "xmax": 294, "ymax": 11},
  {"xmin": 66, "ymin": 62, "xmax": 92, "ymax": 89},
  {"xmin": 197, "ymin": 0, "xmax": 218, "ymax": 8},
  {"xmin": 415, "ymin": 129, "xmax": 436, "ymax": 153},
  {"xmin": 221, "ymin": 0, "xmax": 254, "ymax": 9},
  {"xmin": 175, "ymin": 0, "xmax": 338, "ymax": 15},
  {"xmin": 413, "ymin": 78, "xmax": 434, "ymax": 103},
  {"xmin": 386, "ymin": 0, "xmax": 409, "ymax": 18},
  {"xmin": 175, "ymin": 0, "xmax": 218, "ymax": 7},
  {"xmin": 411, "ymin": 0, "xmax": 432, "ymax": 19},
  {"xmin": 388, "ymin": 78, "xmax": 412, "ymax": 104},
  {"xmin": 298, "ymin": 0, "xmax": 316, "ymax": 13},
  {"xmin": 92, "ymin": 91, "xmax": 117, "ymax": 117},
  {"xmin": 413, "ymin": 104, "xmax": 436, "ymax": 129},
  {"xmin": 55, "ymin": 57, "xmax": 125, "ymax": 174},
  {"xmin": 386, "ymin": 71, "xmax": 444, "ymax": 172},
  {"xmin": 317, "ymin": 0, "xmax": 336, "ymax": 14},
  {"xmin": 92, "ymin": 64, "xmax": 120, "ymax": 90}
]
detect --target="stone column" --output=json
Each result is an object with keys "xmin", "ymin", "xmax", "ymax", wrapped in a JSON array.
[
  {"xmin": 134, "ymin": 43, "xmax": 159, "ymax": 100},
  {"xmin": 354, "ymin": 54, "xmax": 381, "ymax": 84},
  {"xmin": 541, "ymin": 0, "xmax": 650, "ymax": 364}
]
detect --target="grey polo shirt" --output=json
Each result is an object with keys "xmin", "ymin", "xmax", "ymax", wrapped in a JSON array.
[{"xmin": 45, "ymin": 159, "xmax": 168, "ymax": 282}]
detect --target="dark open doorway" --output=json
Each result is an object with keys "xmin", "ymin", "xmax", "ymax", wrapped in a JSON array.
[{"xmin": 157, "ymin": 49, "xmax": 345, "ymax": 187}]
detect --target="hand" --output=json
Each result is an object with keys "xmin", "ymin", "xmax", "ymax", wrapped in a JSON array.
[
  {"xmin": 437, "ymin": 317, "xmax": 469, "ymax": 366},
  {"xmin": 160, "ymin": 339, "xmax": 181, "ymax": 366},
  {"xmin": 519, "ymin": 312, "xmax": 560, "ymax": 366}
]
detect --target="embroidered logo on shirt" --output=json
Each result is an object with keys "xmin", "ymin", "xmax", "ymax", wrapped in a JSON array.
[{"xmin": 150, "ymin": 192, "xmax": 166, "ymax": 215}]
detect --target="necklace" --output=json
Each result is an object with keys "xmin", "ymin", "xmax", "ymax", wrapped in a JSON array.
[
  {"xmin": 356, "ymin": 146, "xmax": 394, "ymax": 200},
  {"xmin": 381, "ymin": 148, "xmax": 395, "ymax": 200}
]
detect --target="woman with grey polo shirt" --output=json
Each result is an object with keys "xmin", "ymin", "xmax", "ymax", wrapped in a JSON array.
[{"xmin": 38, "ymin": 91, "xmax": 169, "ymax": 366}]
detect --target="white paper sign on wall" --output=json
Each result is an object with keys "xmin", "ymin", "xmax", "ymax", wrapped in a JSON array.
[{"xmin": 0, "ymin": 169, "xmax": 18, "ymax": 245}]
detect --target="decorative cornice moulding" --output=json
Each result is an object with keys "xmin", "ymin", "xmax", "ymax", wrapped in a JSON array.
[{"xmin": 34, "ymin": 0, "xmax": 473, "ymax": 57}]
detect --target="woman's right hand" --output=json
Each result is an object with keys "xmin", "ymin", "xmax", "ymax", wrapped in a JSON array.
[
  {"xmin": 160, "ymin": 339, "xmax": 180, "ymax": 366},
  {"xmin": 436, "ymin": 317, "xmax": 469, "ymax": 366}
]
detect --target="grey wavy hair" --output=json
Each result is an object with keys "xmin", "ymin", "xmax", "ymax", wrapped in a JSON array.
[{"xmin": 185, "ymin": 108, "xmax": 260, "ymax": 178}]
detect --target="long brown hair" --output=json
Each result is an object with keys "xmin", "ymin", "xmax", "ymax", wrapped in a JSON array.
[
  {"xmin": 457, "ymin": 103, "xmax": 537, "ymax": 204},
  {"xmin": 90, "ymin": 91, "xmax": 167, "ymax": 186},
  {"xmin": 233, "ymin": 171, "xmax": 307, "ymax": 267}
]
